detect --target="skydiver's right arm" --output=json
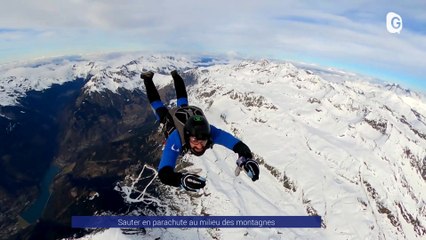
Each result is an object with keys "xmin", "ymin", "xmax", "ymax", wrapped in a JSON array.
[
  {"xmin": 157, "ymin": 130, "xmax": 206, "ymax": 191},
  {"xmin": 158, "ymin": 130, "xmax": 182, "ymax": 187}
]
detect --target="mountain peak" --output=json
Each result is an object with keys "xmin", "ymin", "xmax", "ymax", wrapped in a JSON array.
[{"xmin": 1, "ymin": 53, "xmax": 425, "ymax": 239}]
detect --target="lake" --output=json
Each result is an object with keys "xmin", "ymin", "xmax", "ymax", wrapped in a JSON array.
[{"xmin": 20, "ymin": 164, "xmax": 60, "ymax": 224}]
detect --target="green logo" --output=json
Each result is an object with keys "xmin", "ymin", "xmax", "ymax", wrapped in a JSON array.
[{"xmin": 194, "ymin": 115, "xmax": 203, "ymax": 121}]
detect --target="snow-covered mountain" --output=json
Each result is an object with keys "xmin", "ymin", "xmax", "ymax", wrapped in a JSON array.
[
  {"xmin": 1, "ymin": 54, "xmax": 425, "ymax": 240},
  {"xmin": 182, "ymin": 61, "xmax": 426, "ymax": 239},
  {"xmin": 0, "ymin": 53, "xmax": 204, "ymax": 107}
]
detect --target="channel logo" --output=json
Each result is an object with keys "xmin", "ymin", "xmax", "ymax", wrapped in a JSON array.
[{"xmin": 386, "ymin": 12, "xmax": 403, "ymax": 34}]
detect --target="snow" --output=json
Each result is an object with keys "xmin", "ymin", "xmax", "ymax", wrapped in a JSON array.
[
  {"xmin": 2, "ymin": 53, "xmax": 425, "ymax": 239},
  {"xmin": 138, "ymin": 59, "xmax": 425, "ymax": 240},
  {"xmin": 0, "ymin": 53, "xmax": 199, "ymax": 106}
]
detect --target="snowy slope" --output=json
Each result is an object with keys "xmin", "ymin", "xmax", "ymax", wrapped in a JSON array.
[
  {"xmin": 0, "ymin": 53, "xmax": 202, "ymax": 107},
  {"xmin": 181, "ymin": 60, "xmax": 425, "ymax": 240},
  {"xmin": 0, "ymin": 55, "xmax": 96, "ymax": 106},
  {"xmin": 75, "ymin": 58, "xmax": 426, "ymax": 240},
  {"xmin": 2, "ymin": 54, "xmax": 425, "ymax": 239},
  {"xmin": 83, "ymin": 55, "xmax": 198, "ymax": 93}
]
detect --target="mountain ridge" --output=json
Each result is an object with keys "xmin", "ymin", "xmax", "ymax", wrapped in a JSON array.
[{"xmin": 0, "ymin": 53, "xmax": 425, "ymax": 239}]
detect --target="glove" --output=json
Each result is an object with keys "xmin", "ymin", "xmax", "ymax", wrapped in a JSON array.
[
  {"xmin": 235, "ymin": 157, "xmax": 260, "ymax": 181},
  {"xmin": 181, "ymin": 173, "xmax": 206, "ymax": 192},
  {"xmin": 233, "ymin": 141, "xmax": 253, "ymax": 159}
]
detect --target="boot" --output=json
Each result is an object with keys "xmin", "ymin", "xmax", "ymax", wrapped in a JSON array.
[{"xmin": 140, "ymin": 71, "xmax": 154, "ymax": 80}]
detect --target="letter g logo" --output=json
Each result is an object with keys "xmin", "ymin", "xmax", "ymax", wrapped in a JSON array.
[{"xmin": 386, "ymin": 12, "xmax": 403, "ymax": 34}]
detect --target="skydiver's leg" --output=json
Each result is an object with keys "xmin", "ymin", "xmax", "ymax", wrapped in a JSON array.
[
  {"xmin": 171, "ymin": 70, "xmax": 188, "ymax": 107},
  {"xmin": 141, "ymin": 71, "xmax": 169, "ymax": 123}
]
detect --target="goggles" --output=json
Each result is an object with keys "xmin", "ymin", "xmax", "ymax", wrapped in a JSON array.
[{"xmin": 189, "ymin": 136, "xmax": 208, "ymax": 146}]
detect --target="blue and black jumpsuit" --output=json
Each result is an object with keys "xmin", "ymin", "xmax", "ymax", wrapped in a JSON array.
[{"xmin": 142, "ymin": 71, "xmax": 253, "ymax": 187}]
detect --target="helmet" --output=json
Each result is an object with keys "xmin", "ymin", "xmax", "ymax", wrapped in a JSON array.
[{"xmin": 184, "ymin": 115, "xmax": 211, "ymax": 140}]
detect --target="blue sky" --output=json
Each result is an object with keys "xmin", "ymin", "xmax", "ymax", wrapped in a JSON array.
[{"xmin": 1, "ymin": 0, "xmax": 426, "ymax": 92}]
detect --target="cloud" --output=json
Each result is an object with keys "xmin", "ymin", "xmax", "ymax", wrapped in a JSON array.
[{"xmin": 1, "ymin": 0, "xmax": 425, "ymax": 90}]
